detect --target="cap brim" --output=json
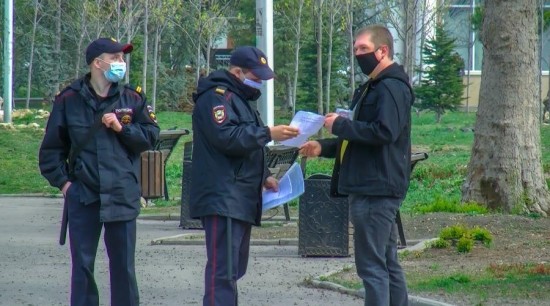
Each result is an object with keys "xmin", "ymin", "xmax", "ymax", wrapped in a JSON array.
[
  {"xmin": 251, "ymin": 66, "xmax": 275, "ymax": 80},
  {"xmin": 121, "ymin": 43, "xmax": 133, "ymax": 54}
]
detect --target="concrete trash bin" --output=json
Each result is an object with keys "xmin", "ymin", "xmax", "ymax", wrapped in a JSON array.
[{"xmin": 298, "ymin": 174, "xmax": 350, "ymax": 257}]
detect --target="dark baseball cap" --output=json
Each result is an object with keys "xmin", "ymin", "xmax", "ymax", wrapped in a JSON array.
[
  {"xmin": 230, "ymin": 46, "xmax": 274, "ymax": 80},
  {"xmin": 85, "ymin": 38, "xmax": 133, "ymax": 65}
]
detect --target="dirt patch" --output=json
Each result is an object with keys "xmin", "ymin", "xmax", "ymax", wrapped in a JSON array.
[
  {"xmin": 251, "ymin": 212, "xmax": 550, "ymax": 305},
  {"xmin": 335, "ymin": 213, "xmax": 550, "ymax": 305}
]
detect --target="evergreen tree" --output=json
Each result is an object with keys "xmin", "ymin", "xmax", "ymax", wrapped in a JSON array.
[{"xmin": 415, "ymin": 24, "xmax": 465, "ymax": 123}]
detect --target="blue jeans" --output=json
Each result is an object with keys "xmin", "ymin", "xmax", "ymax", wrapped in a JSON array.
[{"xmin": 349, "ymin": 195, "xmax": 408, "ymax": 306}]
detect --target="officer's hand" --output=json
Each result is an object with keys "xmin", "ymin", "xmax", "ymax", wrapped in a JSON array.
[
  {"xmin": 269, "ymin": 125, "xmax": 299, "ymax": 141},
  {"xmin": 324, "ymin": 113, "xmax": 339, "ymax": 134},
  {"xmin": 264, "ymin": 176, "xmax": 279, "ymax": 192},
  {"xmin": 102, "ymin": 113, "xmax": 123, "ymax": 132},
  {"xmin": 61, "ymin": 181, "xmax": 72, "ymax": 198},
  {"xmin": 299, "ymin": 141, "xmax": 321, "ymax": 157}
]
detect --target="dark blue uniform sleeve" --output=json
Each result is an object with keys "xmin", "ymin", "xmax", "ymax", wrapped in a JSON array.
[
  {"xmin": 38, "ymin": 96, "xmax": 71, "ymax": 190},
  {"xmin": 193, "ymin": 91, "xmax": 272, "ymax": 157},
  {"xmin": 116, "ymin": 90, "xmax": 160, "ymax": 154},
  {"xmin": 332, "ymin": 80, "xmax": 410, "ymax": 145}
]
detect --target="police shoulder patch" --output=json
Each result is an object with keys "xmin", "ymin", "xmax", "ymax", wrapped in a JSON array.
[
  {"xmin": 125, "ymin": 84, "xmax": 145, "ymax": 98},
  {"xmin": 212, "ymin": 105, "xmax": 226, "ymax": 124},
  {"xmin": 215, "ymin": 87, "xmax": 226, "ymax": 95},
  {"xmin": 147, "ymin": 105, "xmax": 158, "ymax": 124}
]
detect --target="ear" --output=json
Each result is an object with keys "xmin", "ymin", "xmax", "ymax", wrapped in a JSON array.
[
  {"xmin": 92, "ymin": 58, "xmax": 102, "ymax": 69},
  {"xmin": 377, "ymin": 46, "xmax": 387, "ymax": 61}
]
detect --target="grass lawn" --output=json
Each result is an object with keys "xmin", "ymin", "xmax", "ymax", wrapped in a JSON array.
[{"xmin": 3, "ymin": 109, "xmax": 550, "ymax": 213}]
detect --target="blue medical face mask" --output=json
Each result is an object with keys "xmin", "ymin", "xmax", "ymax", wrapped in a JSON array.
[
  {"xmin": 243, "ymin": 78, "xmax": 262, "ymax": 90},
  {"xmin": 98, "ymin": 59, "xmax": 126, "ymax": 83}
]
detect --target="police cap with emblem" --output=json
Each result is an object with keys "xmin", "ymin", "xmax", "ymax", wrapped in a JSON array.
[
  {"xmin": 230, "ymin": 46, "xmax": 274, "ymax": 80},
  {"xmin": 85, "ymin": 38, "xmax": 134, "ymax": 65}
]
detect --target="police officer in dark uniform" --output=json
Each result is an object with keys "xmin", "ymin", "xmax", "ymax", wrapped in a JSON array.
[
  {"xmin": 191, "ymin": 46, "xmax": 299, "ymax": 306},
  {"xmin": 39, "ymin": 38, "xmax": 160, "ymax": 306}
]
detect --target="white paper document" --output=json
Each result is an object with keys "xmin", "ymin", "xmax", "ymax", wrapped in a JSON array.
[
  {"xmin": 280, "ymin": 111, "xmax": 325, "ymax": 147},
  {"xmin": 262, "ymin": 162, "xmax": 305, "ymax": 212}
]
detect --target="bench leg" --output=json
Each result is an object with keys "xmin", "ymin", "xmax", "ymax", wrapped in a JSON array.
[
  {"xmin": 163, "ymin": 166, "xmax": 169, "ymax": 200},
  {"xmin": 396, "ymin": 210, "xmax": 407, "ymax": 248},
  {"xmin": 283, "ymin": 203, "xmax": 291, "ymax": 221}
]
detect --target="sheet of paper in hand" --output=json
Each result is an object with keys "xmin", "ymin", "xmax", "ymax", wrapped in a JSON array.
[
  {"xmin": 262, "ymin": 162, "xmax": 305, "ymax": 212},
  {"xmin": 280, "ymin": 111, "xmax": 325, "ymax": 147}
]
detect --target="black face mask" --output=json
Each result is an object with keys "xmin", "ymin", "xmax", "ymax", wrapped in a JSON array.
[{"xmin": 356, "ymin": 51, "xmax": 380, "ymax": 76}]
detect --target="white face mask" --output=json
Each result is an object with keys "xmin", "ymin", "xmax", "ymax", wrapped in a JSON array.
[{"xmin": 98, "ymin": 58, "xmax": 126, "ymax": 83}]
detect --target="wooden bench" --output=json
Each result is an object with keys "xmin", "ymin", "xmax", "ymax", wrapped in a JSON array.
[{"xmin": 155, "ymin": 129, "xmax": 190, "ymax": 200}]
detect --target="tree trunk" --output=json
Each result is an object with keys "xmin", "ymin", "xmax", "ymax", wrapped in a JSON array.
[
  {"xmin": 74, "ymin": 9, "xmax": 87, "ymax": 80},
  {"xmin": 292, "ymin": 0, "xmax": 304, "ymax": 116},
  {"xmin": 53, "ymin": 0, "xmax": 61, "ymax": 96},
  {"xmin": 347, "ymin": 0, "xmax": 355, "ymax": 98},
  {"xmin": 403, "ymin": 0, "xmax": 417, "ymax": 82},
  {"xmin": 26, "ymin": 0, "xmax": 41, "ymax": 109},
  {"xmin": 462, "ymin": 0, "xmax": 550, "ymax": 216},
  {"xmin": 325, "ymin": 0, "xmax": 337, "ymax": 114},
  {"xmin": 285, "ymin": 77, "xmax": 293, "ymax": 111},
  {"xmin": 142, "ymin": 0, "xmax": 149, "ymax": 95},
  {"xmin": 152, "ymin": 27, "xmax": 160, "ymax": 111},
  {"xmin": 315, "ymin": 0, "xmax": 324, "ymax": 115}
]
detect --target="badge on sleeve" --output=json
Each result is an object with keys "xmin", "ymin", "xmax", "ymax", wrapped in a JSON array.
[
  {"xmin": 212, "ymin": 105, "xmax": 226, "ymax": 124},
  {"xmin": 147, "ymin": 105, "xmax": 158, "ymax": 123}
]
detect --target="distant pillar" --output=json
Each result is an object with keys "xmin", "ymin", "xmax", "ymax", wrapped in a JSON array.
[
  {"xmin": 3, "ymin": 0, "xmax": 14, "ymax": 123},
  {"xmin": 255, "ymin": 0, "xmax": 274, "ymax": 127}
]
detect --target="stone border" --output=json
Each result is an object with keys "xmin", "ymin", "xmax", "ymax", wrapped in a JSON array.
[{"xmin": 151, "ymin": 233, "xmax": 299, "ymax": 246}]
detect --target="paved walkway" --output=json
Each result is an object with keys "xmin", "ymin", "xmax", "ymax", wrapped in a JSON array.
[{"xmin": 0, "ymin": 197, "xmax": 362, "ymax": 306}]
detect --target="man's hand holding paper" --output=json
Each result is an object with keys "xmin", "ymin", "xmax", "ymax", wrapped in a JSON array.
[{"xmin": 269, "ymin": 125, "xmax": 300, "ymax": 141}]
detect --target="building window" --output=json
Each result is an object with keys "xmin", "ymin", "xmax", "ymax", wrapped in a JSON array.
[
  {"xmin": 446, "ymin": 0, "xmax": 550, "ymax": 73},
  {"xmin": 445, "ymin": 0, "xmax": 483, "ymax": 72}
]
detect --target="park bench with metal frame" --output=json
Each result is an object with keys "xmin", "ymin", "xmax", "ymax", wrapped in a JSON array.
[{"xmin": 142, "ymin": 129, "xmax": 190, "ymax": 201}]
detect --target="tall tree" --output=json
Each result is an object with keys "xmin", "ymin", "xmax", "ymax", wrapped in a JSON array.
[
  {"xmin": 414, "ymin": 23, "xmax": 464, "ymax": 123},
  {"xmin": 314, "ymin": 0, "xmax": 324, "ymax": 115},
  {"xmin": 142, "ymin": 0, "xmax": 149, "ymax": 95},
  {"xmin": 462, "ymin": 0, "xmax": 550, "ymax": 216},
  {"xmin": 25, "ymin": 0, "xmax": 44, "ymax": 109}
]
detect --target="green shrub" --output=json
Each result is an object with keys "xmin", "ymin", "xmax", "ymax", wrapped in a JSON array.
[
  {"xmin": 470, "ymin": 226, "xmax": 493, "ymax": 246},
  {"xmin": 430, "ymin": 238, "xmax": 450, "ymax": 249},
  {"xmin": 436, "ymin": 224, "xmax": 492, "ymax": 253},
  {"xmin": 439, "ymin": 224, "xmax": 469, "ymax": 241},
  {"xmin": 456, "ymin": 237, "xmax": 474, "ymax": 253}
]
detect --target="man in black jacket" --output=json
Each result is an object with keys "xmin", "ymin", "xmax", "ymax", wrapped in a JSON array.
[
  {"xmin": 39, "ymin": 38, "xmax": 159, "ymax": 306},
  {"xmin": 191, "ymin": 46, "xmax": 299, "ymax": 306},
  {"xmin": 301, "ymin": 25, "xmax": 413, "ymax": 306}
]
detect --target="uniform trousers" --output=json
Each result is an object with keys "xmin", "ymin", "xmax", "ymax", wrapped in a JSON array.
[
  {"xmin": 201, "ymin": 215, "xmax": 252, "ymax": 306},
  {"xmin": 67, "ymin": 182, "xmax": 139, "ymax": 306},
  {"xmin": 349, "ymin": 194, "xmax": 409, "ymax": 306}
]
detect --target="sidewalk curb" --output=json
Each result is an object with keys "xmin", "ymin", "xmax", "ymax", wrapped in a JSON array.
[
  {"xmin": 150, "ymin": 233, "xmax": 299, "ymax": 246},
  {"xmin": 0, "ymin": 194, "xmax": 61, "ymax": 198}
]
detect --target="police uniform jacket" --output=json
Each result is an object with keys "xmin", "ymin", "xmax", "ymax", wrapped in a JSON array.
[
  {"xmin": 39, "ymin": 74, "xmax": 160, "ymax": 222},
  {"xmin": 190, "ymin": 70, "xmax": 271, "ymax": 226},
  {"xmin": 319, "ymin": 63, "xmax": 414, "ymax": 198}
]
